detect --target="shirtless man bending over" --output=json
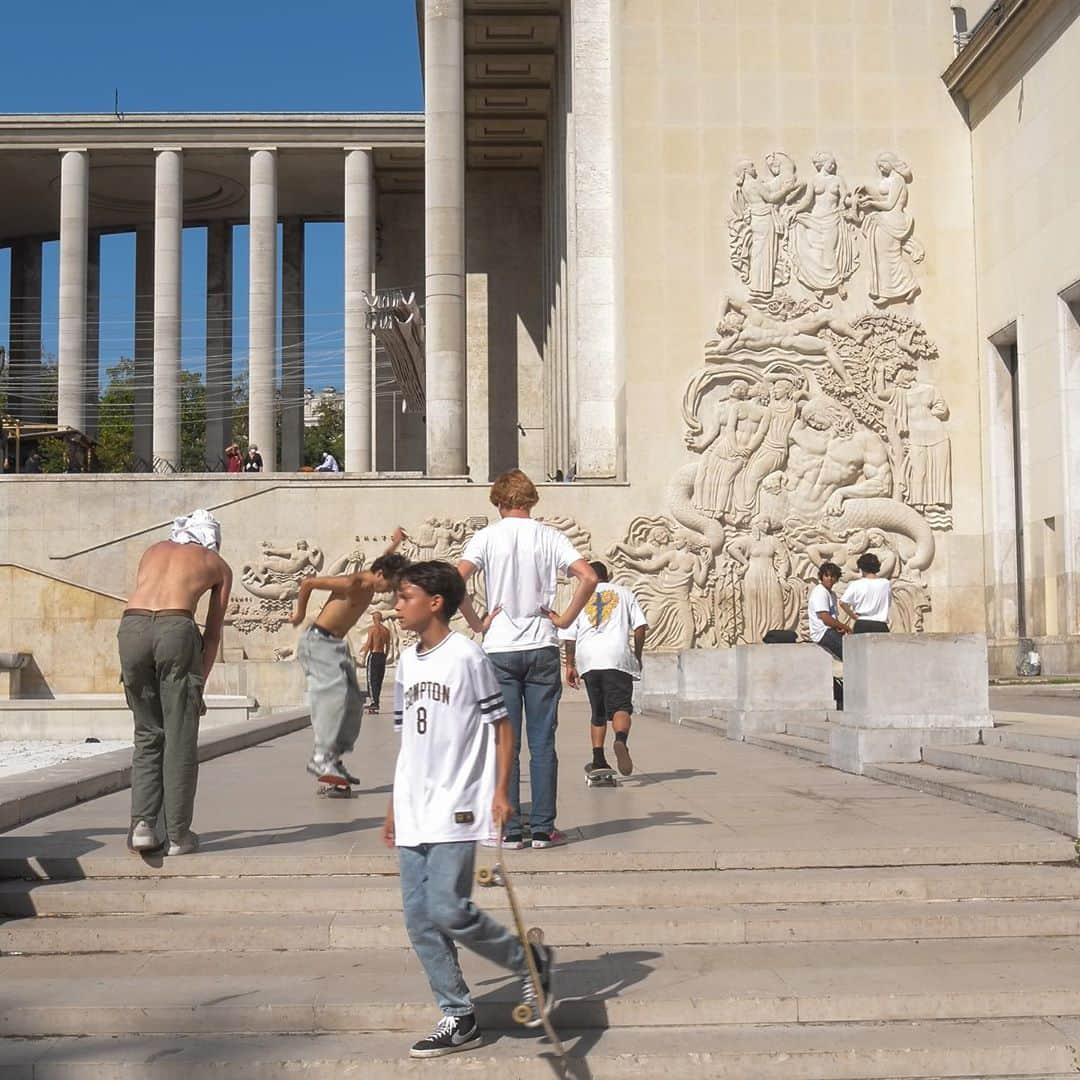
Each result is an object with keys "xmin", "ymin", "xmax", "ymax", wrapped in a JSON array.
[
  {"xmin": 290, "ymin": 527, "xmax": 408, "ymax": 787},
  {"xmin": 121, "ymin": 509, "xmax": 233, "ymax": 857}
]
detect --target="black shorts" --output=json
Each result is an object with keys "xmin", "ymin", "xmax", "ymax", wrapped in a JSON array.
[{"xmin": 582, "ymin": 669, "xmax": 634, "ymax": 727}]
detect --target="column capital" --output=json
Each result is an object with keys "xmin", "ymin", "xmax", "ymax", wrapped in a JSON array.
[
  {"xmin": 153, "ymin": 146, "xmax": 184, "ymax": 153},
  {"xmin": 57, "ymin": 146, "xmax": 88, "ymax": 154},
  {"xmin": 343, "ymin": 144, "xmax": 374, "ymax": 153},
  {"xmin": 248, "ymin": 145, "xmax": 278, "ymax": 153}
]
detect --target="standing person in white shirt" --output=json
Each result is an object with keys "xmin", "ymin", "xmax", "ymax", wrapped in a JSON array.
[
  {"xmin": 807, "ymin": 561, "xmax": 850, "ymax": 661},
  {"xmin": 839, "ymin": 552, "xmax": 891, "ymax": 633},
  {"xmin": 383, "ymin": 561, "xmax": 555, "ymax": 1059},
  {"xmin": 457, "ymin": 470, "xmax": 598, "ymax": 850},
  {"xmin": 561, "ymin": 562, "xmax": 648, "ymax": 778}
]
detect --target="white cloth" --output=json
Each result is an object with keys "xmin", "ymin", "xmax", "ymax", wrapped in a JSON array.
[
  {"xmin": 169, "ymin": 509, "xmax": 221, "ymax": 551},
  {"xmin": 841, "ymin": 577, "xmax": 891, "ymax": 623},
  {"xmin": 559, "ymin": 582, "xmax": 648, "ymax": 678},
  {"xmin": 461, "ymin": 517, "xmax": 584, "ymax": 653},
  {"xmin": 392, "ymin": 632, "xmax": 508, "ymax": 846},
  {"xmin": 807, "ymin": 583, "xmax": 839, "ymax": 643}
]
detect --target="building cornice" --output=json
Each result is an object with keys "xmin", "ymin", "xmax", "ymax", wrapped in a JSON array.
[
  {"xmin": 0, "ymin": 113, "xmax": 424, "ymax": 151},
  {"xmin": 943, "ymin": 0, "xmax": 1080, "ymax": 123}
]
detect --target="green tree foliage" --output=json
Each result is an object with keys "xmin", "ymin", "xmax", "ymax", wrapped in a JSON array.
[{"xmin": 303, "ymin": 395, "xmax": 344, "ymax": 467}]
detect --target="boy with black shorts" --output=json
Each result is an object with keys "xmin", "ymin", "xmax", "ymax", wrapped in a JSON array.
[
  {"xmin": 561, "ymin": 561, "xmax": 648, "ymax": 777},
  {"xmin": 383, "ymin": 561, "xmax": 555, "ymax": 1059}
]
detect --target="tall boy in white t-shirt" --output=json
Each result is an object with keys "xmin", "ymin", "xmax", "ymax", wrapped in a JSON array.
[
  {"xmin": 384, "ymin": 560, "xmax": 555, "ymax": 1060},
  {"xmin": 458, "ymin": 470, "xmax": 598, "ymax": 850},
  {"xmin": 839, "ymin": 552, "xmax": 892, "ymax": 633},
  {"xmin": 561, "ymin": 561, "xmax": 649, "ymax": 777}
]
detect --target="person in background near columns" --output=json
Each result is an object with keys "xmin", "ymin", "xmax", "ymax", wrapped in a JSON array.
[
  {"xmin": 808, "ymin": 561, "xmax": 850, "ymax": 661},
  {"xmin": 225, "ymin": 444, "xmax": 242, "ymax": 473},
  {"xmin": 315, "ymin": 451, "xmax": 340, "ymax": 473},
  {"xmin": 840, "ymin": 553, "xmax": 891, "ymax": 634},
  {"xmin": 561, "ymin": 561, "xmax": 649, "ymax": 779},
  {"xmin": 121, "ymin": 510, "xmax": 232, "ymax": 856},
  {"xmin": 457, "ymin": 470, "xmax": 598, "ymax": 850},
  {"xmin": 290, "ymin": 529, "xmax": 408, "ymax": 788},
  {"xmin": 243, "ymin": 445, "xmax": 264, "ymax": 472},
  {"xmin": 360, "ymin": 610, "xmax": 391, "ymax": 715}
]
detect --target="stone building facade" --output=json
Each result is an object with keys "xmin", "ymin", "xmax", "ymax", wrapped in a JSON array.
[{"xmin": 0, "ymin": 0, "xmax": 1078, "ymax": 694}]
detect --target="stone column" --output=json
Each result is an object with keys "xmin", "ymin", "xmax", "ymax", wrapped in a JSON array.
[
  {"xmin": 8, "ymin": 238, "xmax": 43, "ymax": 425},
  {"xmin": 153, "ymin": 148, "xmax": 183, "ymax": 471},
  {"xmin": 57, "ymin": 148, "xmax": 89, "ymax": 433},
  {"xmin": 281, "ymin": 219, "xmax": 305, "ymax": 471},
  {"xmin": 84, "ymin": 232, "xmax": 101, "ymax": 439},
  {"xmin": 133, "ymin": 227, "xmax": 154, "ymax": 468},
  {"xmin": 571, "ymin": 0, "xmax": 623, "ymax": 479},
  {"xmin": 205, "ymin": 221, "xmax": 233, "ymax": 468},
  {"xmin": 344, "ymin": 148, "xmax": 373, "ymax": 474},
  {"xmin": 424, "ymin": 0, "xmax": 467, "ymax": 476},
  {"xmin": 248, "ymin": 147, "xmax": 278, "ymax": 470}
]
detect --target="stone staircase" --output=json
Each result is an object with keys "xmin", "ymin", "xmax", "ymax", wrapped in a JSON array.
[{"xmin": 5, "ymin": 846, "xmax": 1080, "ymax": 1075}]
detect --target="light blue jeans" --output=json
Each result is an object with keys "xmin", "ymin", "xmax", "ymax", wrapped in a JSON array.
[
  {"xmin": 399, "ymin": 841, "xmax": 524, "ymax": 1016},
  {"xmin": 488, "ymin": 647, "xmax": 562, "ymax": 836}
]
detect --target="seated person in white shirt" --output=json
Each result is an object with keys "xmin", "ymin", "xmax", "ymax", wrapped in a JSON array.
[
  {"xmin": 561, "ymin": 561, "xmax": 649, "ymax": 778},
  {"xmin": 839, "ymin": 553, "xmax": 891, "ymax": 634},
  {"xmin": 807, "ymin": 561, "xmax": 850, "ymax": 661}
]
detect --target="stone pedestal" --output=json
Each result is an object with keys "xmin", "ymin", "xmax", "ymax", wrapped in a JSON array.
[
  {"xmin": 633, "ymin": 654, "xmax": 678, "ymax": 716},
  {"xmin": 829, "ymin": 633, "xmax": 992, "ymax": 774},
  {"xmin": 0, "ymin": 653, "xmax": 30, "ymax": 700},
  {"xmin": 673, "ymin": 648, "xmax": 737, "ymax": 722},
  {"xmin": 728, "ymin": 643, "xmax": 834, "ymax": 742}
]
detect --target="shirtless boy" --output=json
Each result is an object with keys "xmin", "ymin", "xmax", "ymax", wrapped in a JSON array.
[
  {"xmin": 120, "ymin": 509, "xmax": 233, "ymax": 856},
  {"xmin": 360, "ymin": 610, "xmax": 391, "ymax": 714},
  {"xmin": 290, "ymin": 527, "xmax": 408, "ymax": 786}
]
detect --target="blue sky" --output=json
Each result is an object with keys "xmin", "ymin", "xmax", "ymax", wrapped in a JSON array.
[{"xmin": 0, "ymin": 1, "xmax": 423, "ymax": 393}]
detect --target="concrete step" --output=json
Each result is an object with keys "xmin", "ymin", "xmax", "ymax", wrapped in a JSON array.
[
  {"xmin": 6, "ymin": 864, "xmax": 1080, "ymax": 918},
  {"xmin": 784, "ymin": 719, "xmax": 832, "ymax": 743},
  {"xmin": 9, "ymin": 897, "xmax": 1080, "ymax": 955},
  {"xmin": 924, "ymin": 744, "xmax": 1079, "ymax": 794},
  {"xmin": 866, "ymin": 762, "xmax": 1080, "ymax": 838},
  {"xmin": 5, "ymin": 937, "xmax": 1080, "ymax": 1035},
  {"xmin": 674, "ymin": 714, "xmax": 728, "ymax": 737},
  {"xmin": 987, "ymin": 724, "xmax": 1080, "ymax": 759},
  {"xmin": 745, "ymin": 732, "xmax": 828, "ymax": 764},
  {"xmin": 2, "ymin": 1019, "xmax": 1079, "ymax": 1078}
]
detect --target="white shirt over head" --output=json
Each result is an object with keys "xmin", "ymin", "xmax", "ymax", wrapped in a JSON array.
[
  {"xmin": 841, "ymin": 577, "xmax": 892, "ymax": 624},
  {"xmin": 392, "ymin": 632, "xmax": 508, "ymax": 847},
  {"xmin": 461, "ymin": 516, "xmax": 584, "ymax": 653},
  {"xmin": 559, "ymin": 582, "xmax": 648, "ymax": 678},
  {"xmin": 806, "ymin": 583, "xmax": 839, "ymax": 643}
]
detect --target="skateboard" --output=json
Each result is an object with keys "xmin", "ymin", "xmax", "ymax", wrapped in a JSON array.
[
  {"xmin": 476, "ymin": 835, "xmax": 566, "ymax": 1057},
  {"xmin": 316, "ymin": 776, "xmax": 354, "ymax": 798},
  {"xmin": 584, "ymin": 763, "xmax": 617, "ymax": 788}
]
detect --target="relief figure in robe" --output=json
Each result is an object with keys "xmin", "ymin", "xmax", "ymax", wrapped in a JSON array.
[
  {"xmin": 788, "ymin": 152, "xmax": 859, "ymax": 301},
  {"xmin": 729, "ymin": 157, "xmax": 799, "ymax": 299}
]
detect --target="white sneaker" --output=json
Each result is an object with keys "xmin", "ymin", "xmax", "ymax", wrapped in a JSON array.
[
  {"xmin": 165, "ymin": 830, "xmax": 199, "ymax": 857},
  {"xmin": 127, "ymin": 820, "xmax": 160, "ymax": 853}
]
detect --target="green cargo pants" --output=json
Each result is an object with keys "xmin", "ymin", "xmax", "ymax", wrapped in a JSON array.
[{"xmin": 118, "ymin": 610, "xmax": 205, "ymax": 842}]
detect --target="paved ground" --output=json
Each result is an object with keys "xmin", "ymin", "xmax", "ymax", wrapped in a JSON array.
[
  {"xmin": 992, "ymin": 685, "xmax": 1080, "ymax": 718},
  {"xmin": 1, "ymin": 693, "xmax": 1070, "ymax": 874}
]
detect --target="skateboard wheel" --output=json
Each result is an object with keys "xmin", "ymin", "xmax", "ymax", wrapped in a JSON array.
[
  {"xmin": 512, "ymin": 1003, "xmax": 533, "ymax": 1025},
  {"xmin": 526, "ymin": 927, "xmax": 544, "ymax": 945},
  {"xmin": 476, "ymin": 867, "xmax": 494, "ymax": 886}
]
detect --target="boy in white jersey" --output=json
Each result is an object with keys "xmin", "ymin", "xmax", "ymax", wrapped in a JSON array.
[
  {"xmin": 839, "ymin": 552, "xmax": 891, "ymax": 634},
  {"xmin": 561, "ymin": 561, "xmax": 648, "ymax": 777},
  {"xmin": 384, "ymin": 561, "xmax": 555, "ymax": 1059}
]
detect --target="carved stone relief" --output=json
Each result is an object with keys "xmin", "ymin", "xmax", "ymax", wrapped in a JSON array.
[{"xmin": 728, "ymin": 151, "xmax": 923, "ymax": 308}]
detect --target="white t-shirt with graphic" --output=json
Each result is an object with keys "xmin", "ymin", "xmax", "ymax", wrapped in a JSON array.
[
  {"xmin": 559, "ymin": 582, "xmax": 648, "ymax": 678},
  {"xmin": 392, "ymin": 632, "xmax": 508, "ymax": 847},
  {"xmin": 807, "ymin": 583, "xmax": 840, "ymax": 643},
  {"xmin": 841, "ymin": 577, "xmax": 892, "ymax": 624},
  {"xmin": 461, "ymin": 516, "xmax": 584, "ymax": 653}
]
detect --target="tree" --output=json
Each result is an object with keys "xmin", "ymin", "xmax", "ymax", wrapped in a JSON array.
[{"xmin": 304, "ymin": 395, "xmax": 344, "ymax": 467}]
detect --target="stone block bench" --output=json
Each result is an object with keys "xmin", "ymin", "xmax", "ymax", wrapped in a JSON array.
[{"xmin": 727, "ymin": 643, "xmax": 834, "ymax": 741}]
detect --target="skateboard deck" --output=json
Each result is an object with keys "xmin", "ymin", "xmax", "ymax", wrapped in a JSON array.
[
  {"xmin": 584, "ymin": 763, "xmax": 617, "ymax": 788},
  {"xmin": 476, "ymin": 835, "xmax": 567, "ymax": 1058},
  {"xmin": 316, "ymin": 777, "xmax": 354, "ymax": 798}
]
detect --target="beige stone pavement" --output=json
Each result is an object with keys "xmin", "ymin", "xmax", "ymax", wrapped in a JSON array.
[{"xmin": 0, "ymin": 693, "xmax": 1072, "ymax": 874}]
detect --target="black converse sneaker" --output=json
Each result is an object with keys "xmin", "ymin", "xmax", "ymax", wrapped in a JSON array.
[
  {"xmin": 521, "ymin": 942, "xmax": 557, "ymax": 1026},
  {"xmin": 409, "ymin": 1014, "xmax": 482, "ymax": 1058}
]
